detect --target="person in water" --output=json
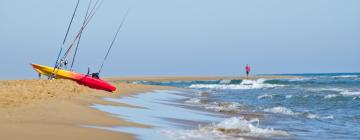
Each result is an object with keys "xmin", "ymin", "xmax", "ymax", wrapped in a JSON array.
[{"xmin": 245, "ymin": 64, "xmax": 251, "ymax": 77}]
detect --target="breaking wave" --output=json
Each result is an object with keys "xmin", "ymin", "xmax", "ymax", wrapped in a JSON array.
[
  {"xmin": 189, "ymin": 79, "xmax": 284, "ymax": 90},
  {"xmin": 264, "ymin": 106, "xmax": 298, "ymax": 116},
  {"xmin": 185, "ymin": 98, "xmax": 203, "ymax": 104},
  {"xmin": 185, "ymin": 98, "xmax": 246, "ymax": 113},
  {"xmin": 257, "ymin": 94, "xmax": 273, "ymax": 99},
  {"xmin": 285, "ymin": 95, "xmax": 293, "ymax": 99},
  {"xmin": 309, "ymin": 88, "xmax": 360, "ymax": 97},
  {"xmin": 161, "ymin": 117, "xmax": 289, "ymax": 140},
  {"xmin": 324, "ymin": 94, "xmax": 339, "ymax": 99},
  {"xmin": 340, "ymin": 91, "xmax": 360, "ymax": 96},
  {"xmin": 264, "ymin": 106, "xmax": 333, "ymax": 120},
  {"xmin": 204, "ymin": 102, "xmax": 246, "ymax": 113},
  {"xmin": 331, "ymin": 75, "xmax": 359, "ymax": 78}
]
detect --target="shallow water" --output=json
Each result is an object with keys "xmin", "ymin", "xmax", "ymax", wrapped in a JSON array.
[
  {"xmin": 94, "ymin": 73, "xmax": 360, "ymax": 140},
  {"xmin": 92, "ymin": 90, "xmax": 290, "ymax": 140}
]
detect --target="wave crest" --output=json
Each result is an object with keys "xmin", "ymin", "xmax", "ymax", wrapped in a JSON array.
[
  {"xmin": 189, "ymin": 79, "xmax": 283, "ymax": 90},
  {"xmin": 162, "ymin": 117, "xmax": 289, "ymax": 139},
  {"xmin": 264, "ymin": 106, "xmax": 334, "ymax": 120}
]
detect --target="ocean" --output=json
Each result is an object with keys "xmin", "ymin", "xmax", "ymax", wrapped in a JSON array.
[{"xmin": 93, "ymin": 73, "xmax": 360, "ymax": 140}]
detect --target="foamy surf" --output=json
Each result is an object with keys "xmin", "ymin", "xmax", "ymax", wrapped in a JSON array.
[
  {"xmin": 264, "ymin": 106, "xmax": 334, "ymax": 120},
  {"xmin": 332, "ymin": 75, "xmax": 359, "ymax": 78},
  {"xmin": 185, "ymin": 98, "xmax": 245, "ymax": 113},
  {"xmin": 126, "ymin": 73, "xmax": 360, "ymax": 139},
  {"xmin": 308, "ymin": 88, "xmax": 360, "ymax": 97},
  {"xmin": 257, "ymin": 94, "xmax": 273, "ymax": 99},
  {"xmin": 264, "ymin": 106, "xmax": 298, "ymax": 116},
  {"xmin": 185, "ymin": 98, "xmax": 203, "ymax": 104},
  {"xmin": 340, "ymin": 91, "xmax": 360, "ymax": 96},
  {"xmin": 189, "ymin": 79, "xmax": 284, "ymax": 90},
  {"xmin": 204, "ymin": 102, "xmax": 245, "ymax": 113},
  {"xmin": 162, "ymin": 117, "xmax": 289, "ymax": 140},
  {"xmin": 324, "ymin": 94, "xmax": 339, "ymax": 99}
]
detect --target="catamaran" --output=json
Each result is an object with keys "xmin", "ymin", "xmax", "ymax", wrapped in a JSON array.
[{"xmin": 31, "ymin": 0, "xmax": 128, "ymax": 92}]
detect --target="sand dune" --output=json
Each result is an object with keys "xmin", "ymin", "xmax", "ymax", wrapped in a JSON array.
[{"xmin": 0, "ymin": 79, "xmax": 92, "ymax": 107}]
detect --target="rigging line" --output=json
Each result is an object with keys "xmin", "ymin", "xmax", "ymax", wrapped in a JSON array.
[
  {"xmin": 52, "ymin": 0, "xmax": 102, "ymax": 79},
  {"xmin": 61, "ymin": 0, "xmax": 103, "ymax": 60},
  {"xmin": 70, "ymin": 0, "xmax": 93, "ymax": 71},
  {"xmin": 98, "ymin": 7, "xmax": 131, "ymax": 74},
  {"xmin": 62, "ymin": 0, "xmax": 81, "ymax": 45},
  {"xmin": 50, "ymin": 0, "xmax": 80, "ymax": 79},
  {"xmin": 61, "ymin": 0, "xmax": 103, "ymax": 62},
  {"xmin": 56, "ymin": 0, "xmax": 81, "ymax": 63}
]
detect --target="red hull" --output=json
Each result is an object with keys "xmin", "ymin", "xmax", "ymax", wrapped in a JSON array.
[{"xmin": 76, "ymin": 75, "xmax": 117, "ymax": 92}]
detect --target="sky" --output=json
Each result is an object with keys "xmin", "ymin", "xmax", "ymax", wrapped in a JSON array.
[{"xmin": 0, "ymin": 0, "xmax": 359, "ymax": 79}]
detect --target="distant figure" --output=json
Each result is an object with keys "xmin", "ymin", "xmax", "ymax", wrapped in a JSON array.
[{"xmin": 245, "ymin": 64, "xmax": 251, "ymax": 77}]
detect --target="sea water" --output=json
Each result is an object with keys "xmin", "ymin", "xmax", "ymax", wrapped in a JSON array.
[{"xmin": 93, "ymin": 73, "xmax": 360, "ymax": 140}]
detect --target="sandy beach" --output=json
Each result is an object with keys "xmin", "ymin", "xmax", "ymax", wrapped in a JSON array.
[
  {"xmin": 0, "ymin": 79, "xmax": 171, "ymax": 140},
  {"xmin": 0, "ymin": 76, "xmax": 297, "ymax": 140}
]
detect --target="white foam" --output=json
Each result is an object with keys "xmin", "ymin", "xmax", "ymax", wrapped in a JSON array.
[
  {"xmin": 131, "ymin": 81, "xmax": 144, "ymax": 84},
  {"xmin": 308, "ymin": 87, "xmax": 345, "ymax": 92},
  {"xmin": 305, "ymin": 113, "xmax": 334, "ymax": 119},
  {"xmin": 204, "ymin": 117, "xmax": 289, "ymax": 137},
  {"xmin": 285, "ymin": 95, "xmax": 293, "ymax": 99},
  {"xmin": 257, "ymin": 94, "xmax": 273, "ymax": 99},
  {"xmin": 340, "ymin": 91, "xmax": 360, "ymax": 96},
  {"xmin": 204, "ymin": 102, "xmax": 244, "ymax": 113},
  {"xmin": 324, "ymin": 94, "xmax": 338, "ymax": 99},
  {"xmin": 219, "ymin": 80, "xmax": 231, "ymax": 84},
  {"xmin": 264, "ymin": 107, "xmax": 334, "ymax": 120},
  {"xmin": 189, "ymin": 79, "xmax": 283, "ymax": 90},
  {"xmin": 309, "ymin": 88, "xmax": 360, "ymax": 97},
  {"xmin": 287, "ymin": 77, "xmax": 313, "ymax": 81},
  {"xmin": 185, "ymin": 98, "xmax": 202, "ymax": 104},
  {"xmin": 185, "ymin": 99, "xmax": 245, "ymax": 113},
  {"xmin": 332, "ymin": 75, "xmax": 358, "ymax": 78},
  {"xmin": 162, "ymin": 117, "xmax": 289, "ymax": 139},
  {"xmin": 264, "ymin": 107, "xmax": 299, "ymax": 116}
]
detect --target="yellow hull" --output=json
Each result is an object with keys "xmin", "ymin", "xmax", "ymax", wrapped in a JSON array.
[{"xmin": 31, "ymin": 64, "xmax": 82, "ymax": 80}]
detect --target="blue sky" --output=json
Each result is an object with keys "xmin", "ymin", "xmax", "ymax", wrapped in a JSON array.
[{"xmin": 0, "ymin": 0, "xmax": 359, "ymax": 79}]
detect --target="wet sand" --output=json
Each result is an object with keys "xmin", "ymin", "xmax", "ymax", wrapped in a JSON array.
[{"xmin": 0, "ymin": 76, "xmax": 294, "ymax": 140}]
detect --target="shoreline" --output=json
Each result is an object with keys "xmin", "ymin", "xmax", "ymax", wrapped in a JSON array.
[{"xmin": 0, "ymin": 76, "xmax": 295, "ymax": 140}]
